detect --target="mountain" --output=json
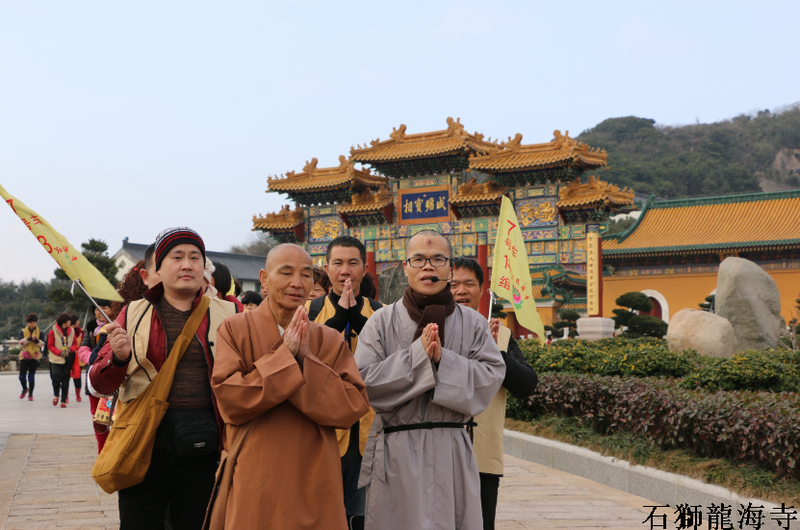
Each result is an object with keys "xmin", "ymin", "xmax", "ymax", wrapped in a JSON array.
[{"xmin": 575, "ymin": 106, "xmax": 800, "ymax": 198}]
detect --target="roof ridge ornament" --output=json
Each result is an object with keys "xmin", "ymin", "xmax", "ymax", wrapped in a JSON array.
[
  {"xmin": 302, "ymin": 158, "xmax": 319, "ymax": 177},
  {"xmin": 446, "ymin": 117, "xmax": 466, "ymax": 138},
  {"xmin": 502, "ymin": 133, "xmax": 523, "ymax": 153},
  {"xmin": 552, "ymin": 130, "xmax": 577, "ymax": 150},
  {"xmin": 390, "ymin": 124, "xmax": 407, "ymax": 143},
  {"xmin": 338, "ymin": 155, "xmax": 355, "ymax": 175}
]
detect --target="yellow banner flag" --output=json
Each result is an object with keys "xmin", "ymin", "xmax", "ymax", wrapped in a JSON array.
[
  {"xmin": 490, "ymin": 196, "xmax": 545, "ymax": 343},
  {"xmin": 1, "ymin": 183, "xmax": 122, "ymax": 302}
]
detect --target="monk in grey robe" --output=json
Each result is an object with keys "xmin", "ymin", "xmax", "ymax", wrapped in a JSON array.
[{"xmin": 355, "ymin": 230, "xmax": 505, "ymax": 530}]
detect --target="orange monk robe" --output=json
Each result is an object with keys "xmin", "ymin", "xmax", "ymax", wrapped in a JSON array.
[{"xmin": 211, "ymin": 302, "xmax": 370, "ymax": 530}]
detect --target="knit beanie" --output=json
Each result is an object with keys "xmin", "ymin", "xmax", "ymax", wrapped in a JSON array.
[{"xmin": 154, "ymin": 227, "xmax": 206, "ymax": 271}]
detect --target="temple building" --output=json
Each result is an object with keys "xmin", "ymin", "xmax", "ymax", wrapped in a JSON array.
[
  {"xmin": 602, "ymin": 189, "xmax": 800, "ymax": 324},
  {"xmin": 254, "ymin": 118, "xmax": 633, "ymax": 334},
  {"xmin": 253, "ymin": 119, "xmax": 800, "ymax": 334}
]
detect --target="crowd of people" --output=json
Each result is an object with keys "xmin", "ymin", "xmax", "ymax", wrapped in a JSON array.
[{"xmin": 16, "ymin": 226, "xmax": 538, "ymax": 530}]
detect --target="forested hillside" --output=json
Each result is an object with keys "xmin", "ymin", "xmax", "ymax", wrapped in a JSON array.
[
  {"xmin": 576, "ymin": 106, "xmax": 800, "ymax": 198},
  {"xmin": 0, "ymin": 279, "xmax": 70, "ymax": 340}
]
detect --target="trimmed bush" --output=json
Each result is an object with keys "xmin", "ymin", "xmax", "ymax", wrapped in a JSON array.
[
  {"xmin": 518, "ymin": 337, "xmax": 698, "ymax": 379},
  {"xmin": 680, "ymin": 350, "xmax": 800, "ymax": 392},
  {"xmin": 627, "ymin": 314, "xmax": 668, "ymax": 338},
  {"xmin": 509, "ymin": 373, "xmax": 800, "ymax": 479}
]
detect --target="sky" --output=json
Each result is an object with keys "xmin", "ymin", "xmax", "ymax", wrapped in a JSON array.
[{"xmin": 2, "ymin": 0, "xmax": 798, "ymax": 283}]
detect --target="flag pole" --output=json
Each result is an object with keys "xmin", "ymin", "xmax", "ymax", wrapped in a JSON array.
[
  {"xmin": 72, "ymin": 280, "xmax": 114, "ymax": 323},
  {"xmin": 487, "ymin": 289, "xmax": 495, "ymax": 323}
]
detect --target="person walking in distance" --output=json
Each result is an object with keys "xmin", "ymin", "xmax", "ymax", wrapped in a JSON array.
[
  {"xmin": 47, "ymin": 314, "xmax": 75, "ymax": 408},
  {"xmin": 18, "ymin": 313, "xmax": 45, "ymax": 401}
]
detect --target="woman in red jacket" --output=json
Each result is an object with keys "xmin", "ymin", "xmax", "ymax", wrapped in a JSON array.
[
  {"xmin": 47, "ymin": 314, "xmax": 74, "ymax": 408},
  {"xmin": 67, "ymin": 315, "xmax": 84, "ymax": 403}
]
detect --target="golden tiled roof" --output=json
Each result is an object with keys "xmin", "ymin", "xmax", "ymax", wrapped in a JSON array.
[
  {"xmin": 556, "ymin": 176, "xmax": 635, "ymax": 210},
  {"xmin": 252, "ymin": 205, "xmax": 304, "ymax": 231},
  {"xmin": 531, "ymin": 267, "xmax": 565, "ymax": 281},
  {"xmin": 339, "ymin": 186, "xmax": 393, "ymax": 214},
  {"xmin": 350, "ymin": 118, "xmax": 499, "ymax": 163},
  {"xmin": 470, "ymin": 130, "xmax": 608, "ymax": 173},
  {"xmin": 529, "ymin": 283, "xmax": 547, "ymax": 300},
  {"xmin": 267, "ymin": 156, "xmax": 387, "ymax": 193},
  {"xmin": 450, "ymin": 177, "xmax": 509, "ymax": 206},
  {"xmin": 603, "ymin": 191, "xmax": 800, "ymax": 255}
]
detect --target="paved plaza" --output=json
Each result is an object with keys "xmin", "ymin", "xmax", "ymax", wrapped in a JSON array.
[{"xmin": 0, "ymin": 373, "xmax": 658, "ymax": 529}]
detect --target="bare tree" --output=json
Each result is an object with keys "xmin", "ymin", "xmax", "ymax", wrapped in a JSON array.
[{"xmin": 228, "ymin": 232, "xmax": 276, "ymax": 256}]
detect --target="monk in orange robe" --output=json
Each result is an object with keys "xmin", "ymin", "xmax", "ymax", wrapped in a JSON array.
[{"xmin": 211, "ymin": 244, "xmax": 370, "ymax": 529}]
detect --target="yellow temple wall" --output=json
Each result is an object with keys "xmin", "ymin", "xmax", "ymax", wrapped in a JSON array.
[{"xmin": 603, "ymin": 269, "xmax": 800, "ymax": 324}]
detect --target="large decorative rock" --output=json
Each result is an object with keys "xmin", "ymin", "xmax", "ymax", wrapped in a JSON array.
[
  {"xmin": 715, "ymin": 257, "xmax": 787, "ymax": 351},
  {"xmin": 666, "ymin": 309, "xmax": 736, "ymax": 357},
  {"xmin": 379, "ymin": 265, "xmax": 408, "ymax": 305}
]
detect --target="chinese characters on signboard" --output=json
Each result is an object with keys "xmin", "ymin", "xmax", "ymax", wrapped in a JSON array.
[
  {"xmin": 397, "ymin": 186, "xmax": 450, "ymax": 225},
  {"xmin": 586, "ymin": 231, "xmax": 600, "ymax": 316}
]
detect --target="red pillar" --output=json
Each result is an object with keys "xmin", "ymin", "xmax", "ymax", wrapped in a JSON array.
[
  {"xmin": 478, "ymin": 243, "xmax": 490, "ymax": 319},
  {"xmin": 367, "ymin": 251, "xmax": 378, "ymax": 301}
]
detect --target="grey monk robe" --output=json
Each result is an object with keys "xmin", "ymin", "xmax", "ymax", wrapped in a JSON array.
[{"xmin": 355, "ymin": 302, "xmax": 505, "ymax": 530}]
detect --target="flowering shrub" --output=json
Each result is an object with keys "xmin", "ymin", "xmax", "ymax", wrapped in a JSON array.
[
  {"xmin": 510, "ymin": 373, "xmax": 800, "ymax": 479},
  {"xmin": 518, "ymin": 337, "xmax": 698, "ymax": 378},
  {"xmin": 680, "ymin": 349, "xmax": 800, "ymax": 392},
  {"xmin": 517, "ymin": 337, "xmax": 799, "ymax": 392}
]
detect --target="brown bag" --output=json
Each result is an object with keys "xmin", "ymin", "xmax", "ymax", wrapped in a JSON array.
[
  {"xmin": 202, "ymin": 415, "xmax": 262, "ymax": 530},
  {"xmin": 91, "ymin": 296, "xmax": 211, "ymax": 494}
]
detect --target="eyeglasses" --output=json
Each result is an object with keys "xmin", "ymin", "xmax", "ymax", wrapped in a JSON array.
[{"xmin": 405, "ymin": 257, "xmax": 450, "ymax": 268}]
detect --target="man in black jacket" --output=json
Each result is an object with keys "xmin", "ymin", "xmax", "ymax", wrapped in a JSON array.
[
  {"xmin": 306, "ymin": 236, "xmax": 381, "ymax": 530},
  {"xmin": 451, "ymin": 257, "xmax": 538, "ymax": 530}
]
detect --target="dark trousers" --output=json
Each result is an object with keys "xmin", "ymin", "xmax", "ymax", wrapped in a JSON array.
[
  {"xmin": 480, "ymin": 472, "xmax": 501, "ymax": 530},
  {"xmin": 49, "ymin": 363, "xmax": 70, "ymax": 403},
  {"xmin": 342, "ymin": 423, "xmax": 366, "ymax": 517},
  {"xmin": 19, "ymin": 359, "xmax": 38, "ymax": 395},
  {"xmin": 118, "ymin": 447, "xmax": 218, "ymax": 530},
  {"xmin": 66, "ymin": 353, "xmax": 81, "ymax": 391}
]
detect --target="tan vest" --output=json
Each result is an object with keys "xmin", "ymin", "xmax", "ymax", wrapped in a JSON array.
[
  {"xmin": 119, "ymin": 297, "xmax": 235, "ymax": 403},
  {"xmin": 473, "ymin": 326, "xmax": 511, "ymax": 475},
  {"xmin": 48, "ymin": 326, "xmax": 74, "ymax": 365},
  {"xmin": 22, "ymin": 326, "xmax": 42, "ymax": 359}
]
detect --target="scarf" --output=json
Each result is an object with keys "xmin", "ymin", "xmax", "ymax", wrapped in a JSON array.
[
  {"xmin": 402, "ymin": 284, "xmax": 456, "ymax": 347},
  {"xmin": 22, "ymin": 325, "xmax": 41, "ymax": 359}
]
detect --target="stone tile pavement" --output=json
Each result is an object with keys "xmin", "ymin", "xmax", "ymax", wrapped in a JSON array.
[
  {"xmin": 0, "ymin": 435, "xmax": 657, "ymax": 530},
  {"xmin": 1, "ymin": 435, "xmax": 118, "ymax": 530},
  {"xmin": 0, "ymin": 373, "xmax": 659, "ymax": 529}
]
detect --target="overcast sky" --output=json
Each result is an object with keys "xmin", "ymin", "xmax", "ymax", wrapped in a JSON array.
[{"xmin": 2, "ymin": 1, "xmax": 798, "ymax": 283}]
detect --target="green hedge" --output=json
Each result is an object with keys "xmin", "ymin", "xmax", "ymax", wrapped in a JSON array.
[
  {"xmin": 680, "ymin": 349, "xmax": 800, "ymax": 392},
  {"xmin": 516, "ymin": 337, "xmax": 800, "ymax": 392},
  {"xmin": 509, "ymin": 373, "xmax": 800, "ymax": 479},
  {"xmin": 518, "ymin": 337, "xmax": 698, "ymax": 378}
]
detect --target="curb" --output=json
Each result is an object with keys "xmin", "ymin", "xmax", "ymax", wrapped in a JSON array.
[
  {"xmin": 0, "ymin": 432, "xmax": 9, "ymax": 458},
  {"xmin": 504, "ymin": 429, "xmax": 787, "ymax": 526}
]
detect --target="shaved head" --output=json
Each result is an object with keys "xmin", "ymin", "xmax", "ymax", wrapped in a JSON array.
[
  {"xmin": 405, "ymin": 230, "xmax": 452, "ymax": 259},
  {"xmin": 260, "ymin": 244, "xmax": 315, "ymax": 324},
  {"xmin": 265, "ymin": 243, "xmax": 313, "ymax": 271}
]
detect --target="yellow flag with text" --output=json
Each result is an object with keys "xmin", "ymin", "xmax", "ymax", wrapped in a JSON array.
[
  {"xmin": 1, "ymin": 183, "xmax": 122, "ymax": 301},
  {"xmin": 490, "ymin": 196, "xmax": 545, "ymax": 343}
]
